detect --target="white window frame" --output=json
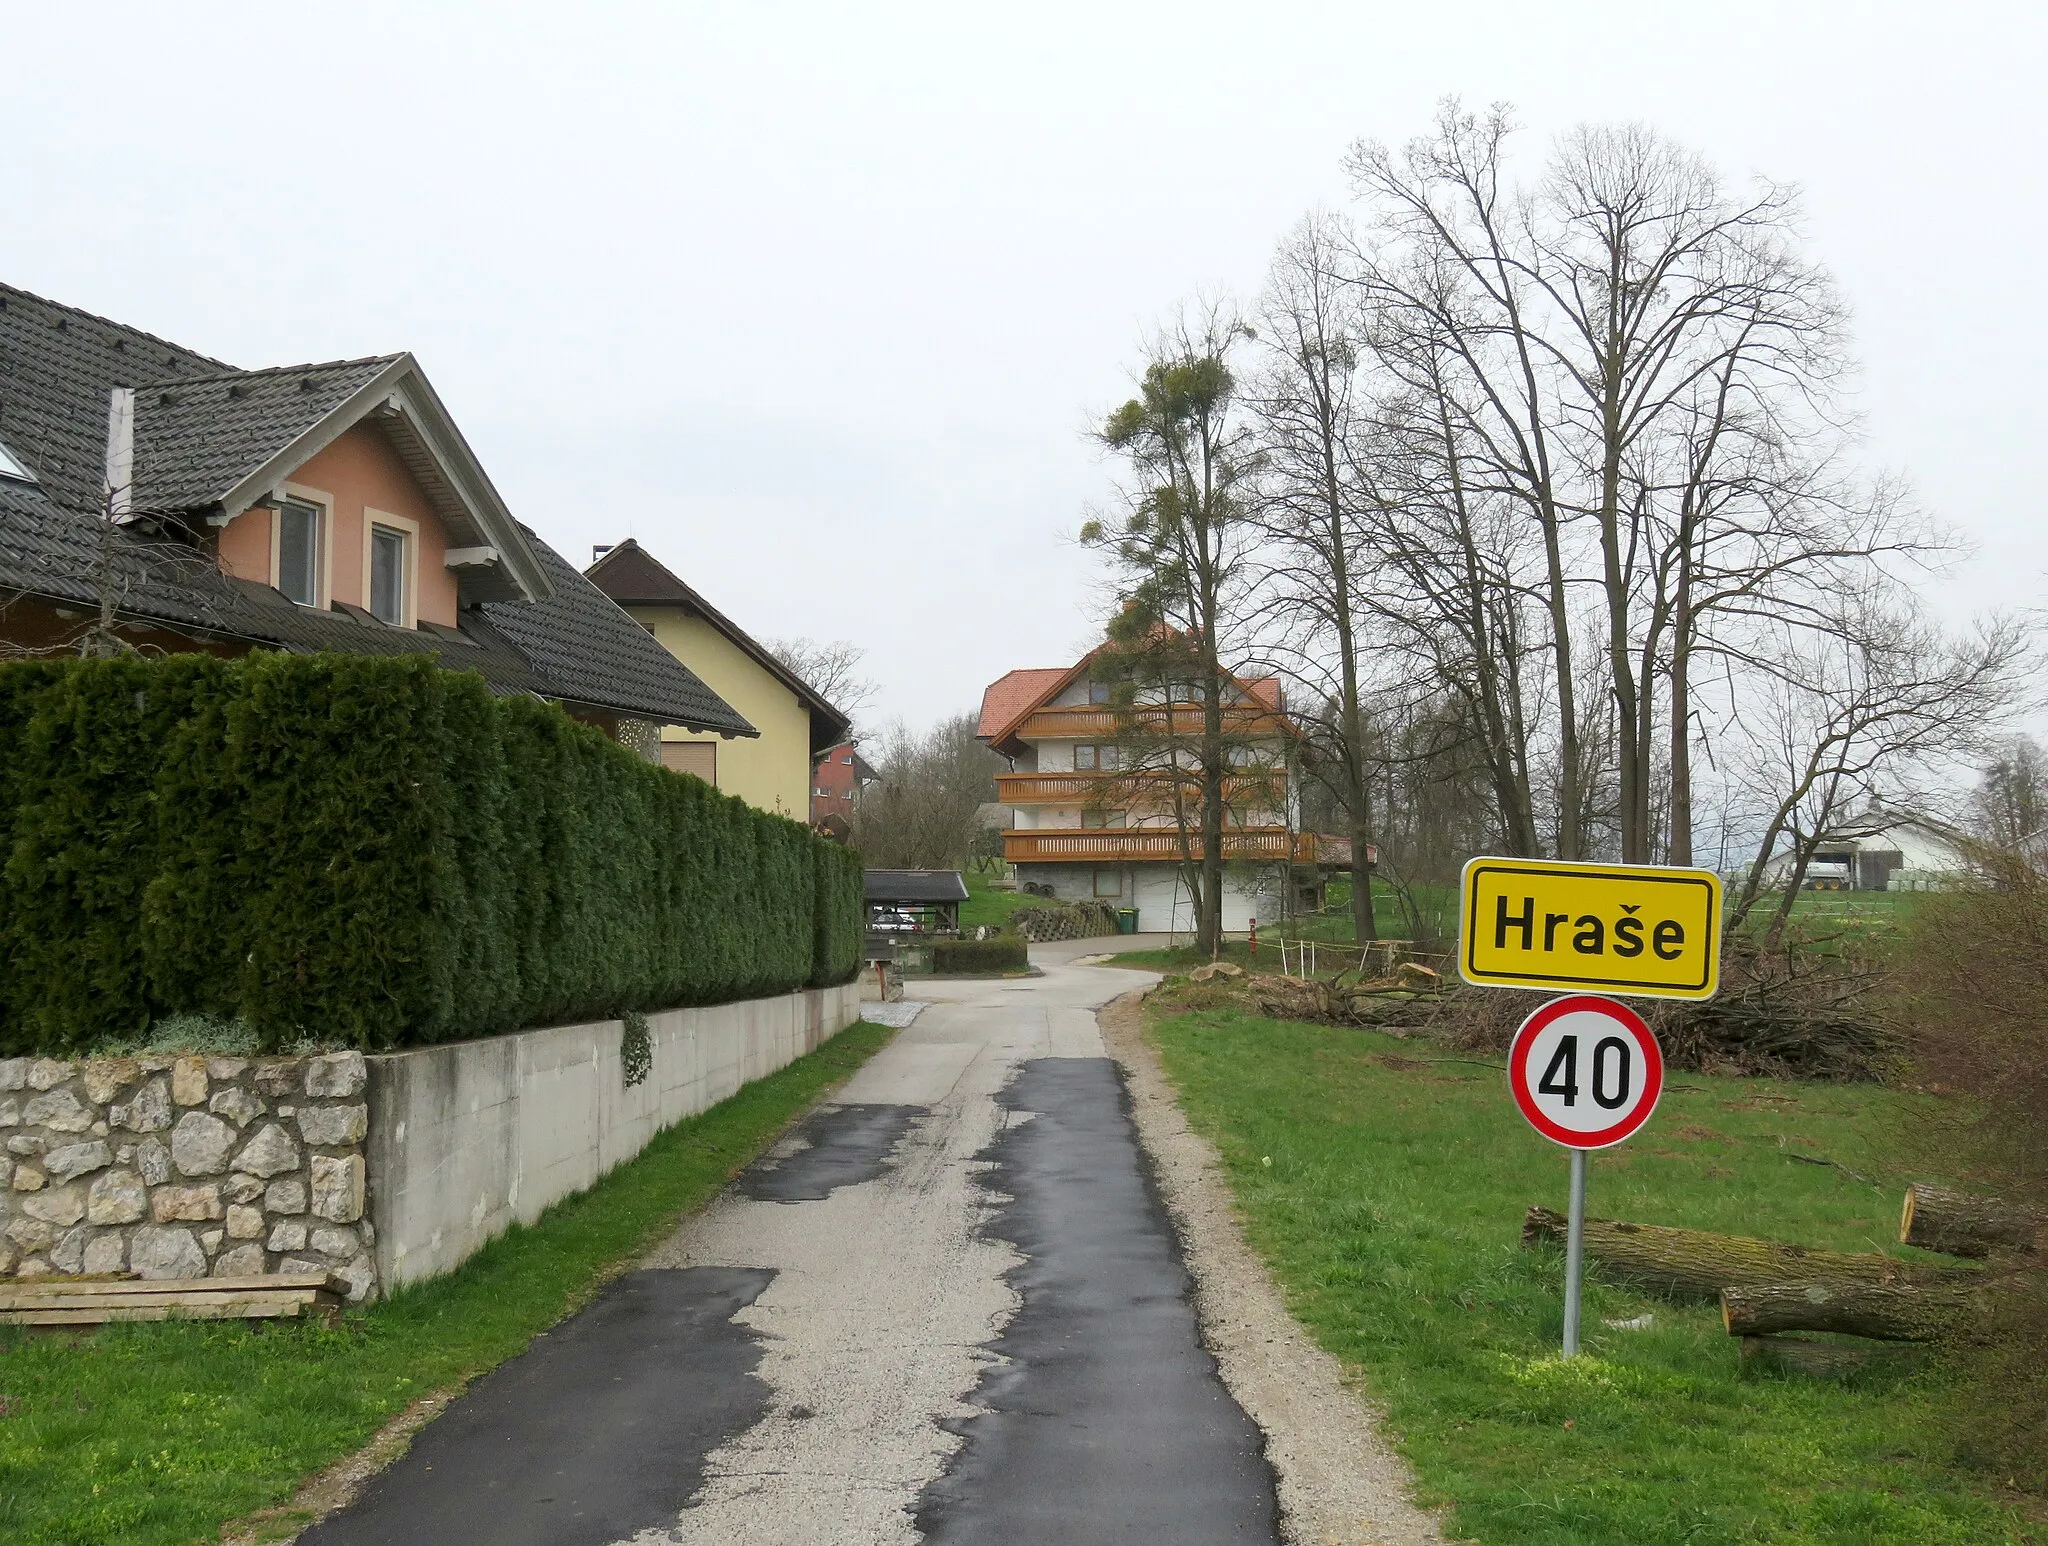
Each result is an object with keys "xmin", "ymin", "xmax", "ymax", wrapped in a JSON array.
[
  {"xmin": 274, "ymin": 483, "xmax": 335, "ymax": 610},
  {"xmin": 363, "ymin": 507, "xmax": 419, "ymax": 628}
]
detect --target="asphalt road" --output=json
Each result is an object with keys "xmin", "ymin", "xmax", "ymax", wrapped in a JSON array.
[{"xmin": 303, "ymin": 940, "xmax": 1280, "ymax": 1546}]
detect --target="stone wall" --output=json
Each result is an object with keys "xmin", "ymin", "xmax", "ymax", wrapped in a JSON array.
[
  {"xmin": 0, "ymin": 980, "xmax": 866, "ymax": 1305},
  {"xmin": 0, "ymin": 1051, "xmax": 375, "ymax": 1301},
  {"xmin": 1015, "ymin": 899, "xmax": 1121, "ymax": 943}
]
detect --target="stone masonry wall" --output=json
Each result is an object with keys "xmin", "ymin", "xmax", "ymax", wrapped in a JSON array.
[{"xmin": 0, "ymin": 1051, "xmax": 375, "ymax": 1302}]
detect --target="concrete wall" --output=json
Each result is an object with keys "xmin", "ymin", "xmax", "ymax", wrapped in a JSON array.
[{"xmin": 366, "ymin": 982, "xmax": 862, "ymax": 1289}]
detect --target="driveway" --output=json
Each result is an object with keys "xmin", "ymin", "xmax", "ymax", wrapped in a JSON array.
[{"xmin": 300, "ymin": 938, "xmax": 1277, "ymax": 1546}]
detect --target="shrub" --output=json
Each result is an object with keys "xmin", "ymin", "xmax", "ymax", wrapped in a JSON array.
[
  {"xmin": 932, "ymin": 936, "xmax": 1029, "ymax": 974},
  {"xmin": 1889, "ymin": 851, "xmax": 2048, "ymax": 1491},
  {"xmin": 812, "ymin": 840, "xmax": 865, "ymax": 987},
  {"xmin": 0, "ymin": 654, "xmax": 864, "ymax": 1054}
]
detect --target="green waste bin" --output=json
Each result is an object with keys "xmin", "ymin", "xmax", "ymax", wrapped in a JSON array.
[{"xmin": 1116, "ymin": 908, "xmax": 1139, "ymax": 934}]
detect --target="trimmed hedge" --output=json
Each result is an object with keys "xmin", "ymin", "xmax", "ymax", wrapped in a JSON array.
[
  {"xmin": 931, "ymin": 936, "xmax": 1029, "ymax": 975},
  {"xmin": 0, "ymin": 654, "xmax": 864, "ymax": 1054}
]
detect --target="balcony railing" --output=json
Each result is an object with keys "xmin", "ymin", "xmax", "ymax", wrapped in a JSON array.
[
  {"xmin": 1003, "ymin": 827, "xmax": 1353, "ymax": 867},
  {"xmin": 994, "ymin": 770, "xmax": 1282, "ymax": 807},
  {"xmin": 1013, "ymin": 703, "xmax": 1290, "ymax": 741}
]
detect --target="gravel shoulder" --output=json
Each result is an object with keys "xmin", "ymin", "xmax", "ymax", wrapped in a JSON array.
[{"xmin": 1096, "ymin": 988, "xmax": 1451, "ymax": 1546}]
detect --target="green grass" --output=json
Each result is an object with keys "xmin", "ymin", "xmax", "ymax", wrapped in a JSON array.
[
  {"xmin": 0, "ymin": 1021, "xmax": 897, "ymax": 1546},
  {"xmin": 1148, "ymin": 1007, "xmax": 2035, "ymax": 1545},
  {"xmin": 1103, "ymin": 940, "xmax": 1295, "ymax": 973},
  {"xmin": 958, "ymin": 866, "xmax": 1057, "ymax": 933}
]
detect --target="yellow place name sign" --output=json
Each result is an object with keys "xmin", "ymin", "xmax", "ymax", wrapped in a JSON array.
[{"xmin": 1460, "ymin": 856, "xmax": 1722, "ymax": 1001}]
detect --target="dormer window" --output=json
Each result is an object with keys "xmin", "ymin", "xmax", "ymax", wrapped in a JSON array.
[
  {"xmin": 0, "ymin": 440, "xmax": 33, "ymax": 485},
  {"xmin": 277, "ymin": 498, "xmax": 322, "ymax": 606},
  {"xmin": 370, "ymin": 525, "xmax": 407, "ymax": 625}
]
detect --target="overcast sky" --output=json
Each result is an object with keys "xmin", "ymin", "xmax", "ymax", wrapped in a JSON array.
[{"xmin": 4, "ymin": 3, "xmax": 2042, "ymax": 731}]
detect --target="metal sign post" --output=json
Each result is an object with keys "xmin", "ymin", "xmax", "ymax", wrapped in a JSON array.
[
  {"xmin": 1505, "ymin": 992, "xmax": 1666, "ymax": 1357},
  {"xmin": 1563, "ymin": 1149, "xmax": 1587, "ymax": 1356},
  {"xmin": 1458, "ymin": 855, "xmax": 1718, "ymax": 1359}
]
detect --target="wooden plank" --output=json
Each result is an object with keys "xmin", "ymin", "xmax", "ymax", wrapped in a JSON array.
[
  {"xmin": 0, "ymin": 1287, "xmax": 331, "ymax": 1313},
  {"xmin": 3, "ymin": 1299, "xmax": 332, "ymax": 1326},
  {"xmin": 0, "ymin": 1273, "xmax": 338, "ymax": 1298}
]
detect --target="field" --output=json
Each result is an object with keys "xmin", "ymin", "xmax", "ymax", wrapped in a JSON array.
[
  {"xmin": 1148, "ymin": 1004, "xmax": 2036, "ymax": 1544},
  {"xmin": 0, "ymin": 1024, "xmax": 896, "ymax": 1546}
]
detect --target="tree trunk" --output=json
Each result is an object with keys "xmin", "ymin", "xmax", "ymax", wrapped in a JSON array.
[
  {"xmin": 1738, "ymin": 1334, "xmax": 1924, "ymax": 1378},
  {"xmin": 1521, "ymin": 1206, "xmax": 1972, "ymax": 1300},
  {"xmin": 1667, "ymin": 540, "xmax": 1695, "ymax": 867},
  {"xmin": 1721, "ymin": 1280, "xmax": 1982, "ymax": 1342},
  {"xmin": 1901, "ymin": 1183, "xmax": 2046, "ymax": 1260}
]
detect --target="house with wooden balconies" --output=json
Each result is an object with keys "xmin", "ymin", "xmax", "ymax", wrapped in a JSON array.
[{"xmin": 977, "ymin": 646, "xmax": 1352, "ymax": 933}]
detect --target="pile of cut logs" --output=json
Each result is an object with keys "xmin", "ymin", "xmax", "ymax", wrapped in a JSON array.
[{"xmin": 1521, "ymin": 1183, "xmax": 2044, "ymax": 1373}]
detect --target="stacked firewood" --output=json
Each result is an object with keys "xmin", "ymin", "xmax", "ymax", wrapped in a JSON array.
[{"xmin": 1520, "ymin": 1184, "xmax": 2046, "ymax": 1372}]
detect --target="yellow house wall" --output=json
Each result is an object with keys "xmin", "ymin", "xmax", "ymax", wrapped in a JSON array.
[{"xmin": 628, "ymin": 607, "xmax": 813, "ymax": 818}]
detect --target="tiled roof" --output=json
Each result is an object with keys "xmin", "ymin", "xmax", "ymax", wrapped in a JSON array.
[
  {"xmin": 0, "ymin": 281, "xmax": 751, "ymax": 733},
  {"xmin": 132, "ymin": 356, "xmax": 399, "ymax": 513},
  {"xmin": 863, "ymin": 869, "xmax": 970, "ymax": 903},
  {"xmin": 481, "ymin": 532, "xmax": 754, "ymax": 734},
  {"xmin": 0, "ymin": 282, "xmax": 223, "ymax": 513},
  {"xmin": 978, "ymin": 649, "xmax": 1289, "ymax": 752},
  {"xmin": 977, "ymin": 667, "xmax": 1068, "ymax": 741},
  {"xmin": 585, "ymin": 537, "xmax": 847, "ymax": 750}
]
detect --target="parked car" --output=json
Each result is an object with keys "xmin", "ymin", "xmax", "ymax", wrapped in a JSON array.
[{"xmin": 869, "ymin": 908, "xmax": 924, "ymax": 934}]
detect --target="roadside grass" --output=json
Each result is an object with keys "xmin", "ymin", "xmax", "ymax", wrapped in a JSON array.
[
  {"xmin": 1149, "ymin": 1007, "xmax": 2036, "ymax": 1545},
  {"xmin": 0, "ymin": 1021, "xmax": 897, "ymax": 1546},
  {"xmin": 959, "ymin": 867, "xmax": 1055, "ymax": 933}
]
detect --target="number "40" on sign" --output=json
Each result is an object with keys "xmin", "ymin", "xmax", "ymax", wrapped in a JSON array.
[{"xmin": 1509, "ymin": 994, "xmax": 1665, "ymax": 1150}]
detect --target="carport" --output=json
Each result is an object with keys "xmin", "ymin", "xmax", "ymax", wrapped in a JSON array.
[{"xmin": 864, "ymin": 869, "xmax": 970, "ymax": 936}]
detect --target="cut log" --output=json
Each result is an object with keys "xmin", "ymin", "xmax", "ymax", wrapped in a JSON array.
[
  {"xmin": 1900, "ymin": 1183, "xmax": 2045, "ymax": 1260},
  {"xmin": 1521, "ymin": 1206, "xmax": 1971, "ymax": 1301},
  {"xmin": 1721, "ymin": 1280, "xmax": 1982, "ymax": 1342}
]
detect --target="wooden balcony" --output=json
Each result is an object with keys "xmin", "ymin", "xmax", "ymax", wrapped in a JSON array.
[
  {"xmin": 995, "ymin": 770, "xmax": 1281, "ymax": 807},
  {"xmin": 1003, "ymin": 827, "xmax": 1353, "ymax": 867},
  {"xmin": 1013, "ymin": 703, "xmax": 1290, "ymax": 742}
]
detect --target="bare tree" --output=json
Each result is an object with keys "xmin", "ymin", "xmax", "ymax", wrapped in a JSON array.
[
  {"xmin": 1971, "ymin": 735, "xmax": 2048, "ymax": 849},
  {"xmin": 766, "ymin": 636, "xmax": 878, "ymax": 729},
  {"xmin": 1725, "ymin": 603, "xmax": 2030, "ymax": 942},
  {"xmin": 1249, "ymin": 212, "xmax": 1386, "ymax": 940},
  {"xmin": 849, "ymin": 713, "xmax": 1002, "ymax": 868},
  {"xmin": 1342, "ymin": 103, "xmax": 1880, "ymax": 865}
]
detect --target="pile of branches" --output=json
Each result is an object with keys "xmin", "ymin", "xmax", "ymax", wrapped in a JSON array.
[
  {"xmin": 1648, "ymin": 933, "xmax": 1898, "ymax": 1081},
  {"xmin": 1162, "ymin": 959, "xmax": 1456, "ymax": 1033},
  {"xmin": 1431, "ymin": 933, "xmax": 1897, "ymax": 1081},
  {"xmin": 1166, "ymin": 933, "xmax": 1896, "ymax": 1082},
  {"xmin": 1244, "ymin": 960, "xmax": 1452, "ymax": 1032}
]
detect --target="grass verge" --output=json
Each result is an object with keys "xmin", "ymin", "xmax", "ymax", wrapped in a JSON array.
[
  {"xmin": 958, "ymin": 867, "xmax": 1055, "ymax": 933},
  {"xmin": 0, "ymin": 1020, "xmax": 896, "ymax": 1546},
  {"xmin": 1148, "ymin": 1006, "xmax": 2036, "ymax": 1544}
]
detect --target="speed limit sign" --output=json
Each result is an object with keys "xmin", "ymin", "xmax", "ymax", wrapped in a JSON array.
[
  {"xmin": 1505, "ymin": 993, "xmax": 1666, "ymax": 1358},
  {"xmin": 1508, "ymin": 994, "xmax": 1664, "ymax": 1150}
]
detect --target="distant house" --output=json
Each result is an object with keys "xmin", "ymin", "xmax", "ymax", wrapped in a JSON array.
[
  {"xmin": 811, "ymin": 741, "xmax": 880, "ymax": 837},
  {"xmin": 1762, "ymin": 814, "xmax": 1973, "ymax": 892},
  {"xmin": 977, "ymin": 642, "xmax": 1354, "ymax": 932},
  {"xmin": 0, "ymin": 281, "xmax": 750, "ymax": 747},
  {"xmin": 585, "ymin": 539, "xmax": 850, "ymax": 818}
]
